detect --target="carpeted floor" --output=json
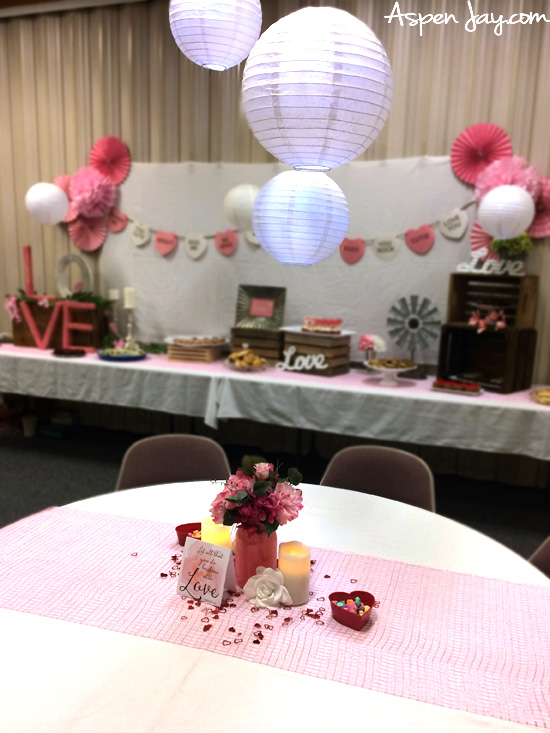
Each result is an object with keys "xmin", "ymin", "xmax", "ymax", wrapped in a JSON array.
[{"xmin": 0, "ymin": 426, "xmax": 548, "ymax": 560}]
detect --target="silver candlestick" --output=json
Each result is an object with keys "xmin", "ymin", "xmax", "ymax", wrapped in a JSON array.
[{"xmin": 124, "ymin": 308, "xmax": 139, "ymax": 352}]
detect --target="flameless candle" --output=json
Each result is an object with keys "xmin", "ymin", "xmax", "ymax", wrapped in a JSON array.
[
  {"xmin": 201, "ymin": 516, "xmax": 232, "ymax": 549},
  {"xmin": 278, "ymin": 541, "xmax": 311, "ymax": 605},
  {"xmin": 108, "ymin": 289, "xmax": 120, "ymax": 301},
  {"xmin": 123, "ymin": 287, "xmax": 135, "ymax": 309}
]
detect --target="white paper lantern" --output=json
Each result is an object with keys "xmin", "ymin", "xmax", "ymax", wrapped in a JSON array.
[
  {"xmin": 478, "ymin": 185, "xmax": 536, "ymax": 239},
  {"xmin": 223, "ymin": 184, "xmax": 259, "ymax": 230},
  {"xmin": 242, "ymin": 7, "xmax": 393, "ymax": 171},
  {"xmin": 169, "ymin": 0, "xmax": 262, "ymax": 71},
  {"xmin": 25, "ymin": 183, "xmax": 69, "ymax": 225},
  {"xmin": 253, "ymin": 170, "xmax": 349, "ymax": 265}
]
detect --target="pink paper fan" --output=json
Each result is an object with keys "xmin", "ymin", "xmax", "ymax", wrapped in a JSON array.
[
  {"xmin": 451, "ymin": 124, "xmax": 512, "ymax": 185},
  {"xmin": 471, "ymin": 221, "xmax": 499, "ymax": 261},
  {"xmin": 528, "ymin": 177, "xmax": 550, "ymax": 239},
  {"xmin": 53, "ymin": 174, "xmax": 78, "ymax": 222},
  {"xmin": 89, "ymin": 136, "xmax": 131, "ymax": 185},
  {"xmin": 68, "ymin": 215, "xmax": 107, "ymax": 252}
]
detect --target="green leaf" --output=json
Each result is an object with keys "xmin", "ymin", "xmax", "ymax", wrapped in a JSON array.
[
  {"xmin": 225, "ymin": 491, "xmax": 250, "ymax": 503},
  {"xmin": 253, "ymin": 480, "xmax": 271, "ymax": 496},
  {"xmin": 223, "ymin": 509, "xmax": 235, "ymax": 526},
  {"xmin": 264, "ymin": 520, "xmax": 279, "ymax": 537},
  {"xmin": 241, "ymin": 454, "xmax": 267, "ymax": 477},
  {"xmin": 287, "ymin": 467, "xmax": 303, "ymax": 485}
]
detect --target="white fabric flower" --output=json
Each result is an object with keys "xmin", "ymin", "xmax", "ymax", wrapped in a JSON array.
[
  {"xmin": 372, "ymin": 335, "xmax": 387, "ymax": 352},
  {"xmin": 243, "ymin": 566, "xmax": 292, "ymax": 609}
]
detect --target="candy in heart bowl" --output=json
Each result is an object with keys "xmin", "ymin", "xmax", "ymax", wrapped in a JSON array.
[
  {"xmin": 175, "ymin": 522, "xmax": 201, "ymax": 546},
  {"xmin": 329, "ymin": 590, "xmax": 376, "ymax": 630}
]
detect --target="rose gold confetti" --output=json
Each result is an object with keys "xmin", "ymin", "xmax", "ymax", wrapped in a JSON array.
[
  {"xmin": 228, "ymin": 627, "xmax": 236, "ymax": 633},
  {"xmin": 180, "ymin": 616, "xmax": 187, "ymax": 620},
  {"xmin": 316, "ymin": 620, "xmax": 325, "ymax": 626},
  {"xmin": 222, "ymin": 640, "xmax": 231, "ymax": 646},
  {"xmin": 203, "ymin": 624, "xmax": 212, "ymax": 631},
  {"xmin": 284, "ymin": 617, "xmax": 292, "ymax": 623},
  {"xmin": 264, "ymin": 624, "xmax": 273, "ymax": 630},
  {"xmin": 213, "ymin": 614, "xmax": 219, "ymax": 620},
  {"xmin": 160, "ymin": 573, "xmax": 168, "ymax": 578},
  {"xmin": 131, "ymin": 552, "xmax": 138, "ymax": 556},
  {"xmin": 252, "ymin": 639, "xmax": 260, "ymax": 645},
  {"xmin": 234, "ymin": 638, "xmax": 243, "ymax": 644},
  {"xmin": 201, "ymin": 617, "xmax": 210, "ymax": 623},
  {"xmin": 254, "ymin": 631, "xmax": 264, "ymax": 639},
  {"xmin": 324, "ymin": 575, "xmax": 331, "ymax": 579},
  {"xmin": 317, "ymin": 597, "xmax": 325, "ymax": 601},
  {"xmin": 254, "ymin": 623, "xmax": 261, "ymax": 628}
]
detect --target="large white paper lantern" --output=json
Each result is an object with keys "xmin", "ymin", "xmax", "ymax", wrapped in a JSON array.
[
  {"xmin": 253, "ymin": 170, "xmax": 349, "ymax": 265},
  {"xmin": 25, "ymin": 183, "xmax": 69, "ymax": 225},
  {"xmin": 478, "ymin": 185, "xmax": 536, "ymax": 239},
  {"xmin": 242, "ymin": 7, "xmax": 393, "ymax": 171},
  {"xmin": 223, "ymin": 184, "xmax": 259, "ymax": 230},
  {"xmin": 169, "ymin": 0, "xmax": 262, "ymax": 71}
]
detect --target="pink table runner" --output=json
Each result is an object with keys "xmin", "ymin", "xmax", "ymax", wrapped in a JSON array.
[{"xmin": 1, "ymin": 506, "xmax": 549, "ymax": 726}]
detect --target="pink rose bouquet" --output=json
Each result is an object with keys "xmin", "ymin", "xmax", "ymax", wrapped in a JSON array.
[{"xmin": 210, "ymin": 455, "xmax": 303, "ymax": 536}]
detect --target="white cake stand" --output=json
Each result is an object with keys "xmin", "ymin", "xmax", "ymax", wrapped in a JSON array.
[{"xmin": 366, "ymin": 363, "xmax": 417, "ymax": 387}]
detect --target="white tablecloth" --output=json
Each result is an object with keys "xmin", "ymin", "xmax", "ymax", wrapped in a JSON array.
[
  {"xmin": 1, "ymin": 344, "xmax": 549, "ymax": 460},
  {"xmin": 0, "ymin": 482, "xmax": 547, "ymax": 732}
]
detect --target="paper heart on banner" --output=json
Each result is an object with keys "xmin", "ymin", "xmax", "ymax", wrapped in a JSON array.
[
  {"xmin": 215, "ymin": 229, "xmax": 238, "ymax": 257},
  {"xmin": 373, "ymin": 236, "xmax": 401, "ymax": 261},
  {"xmin": 131, "ymin": 221, "xmax": 151, "ymax": 247},
  {"xmin": 439, "ymin": 208, "xmax": 468, "ymax": 240},
  {"xmin": 405, "ymin": 225, "xmax": 435, "ymax": 255},
  {"xmin": 155, "ymin": 231, "xmax": 178, "ymax": 257},
  {"xmin": 185, "ymin": 233, "xmax": 207, "ymax": 260},
  {"xmin": 339, "ymin": 237, "xmax": 366, "ymax": 264},
  {"xmin": 108, "ymin": 208, "xmax": 128, "ymax": 233},
  {"xmin": 245, "ymin": 231, "xmax": 261, "ymax": 247}
]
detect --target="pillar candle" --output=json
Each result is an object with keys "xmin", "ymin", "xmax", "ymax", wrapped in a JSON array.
[
  {"xmin": 278, "ymin": 541, "xmax": 311, "ymax": 605},
  {"xmin": 201, "ymin": 516, "xmax": 232, "ymax": 549},
  {"xmin": 123, "ymin": 287, "xmax": 135, "ymax": 309},
  {"xmin": 108, "ymin": 289, "xmax": 120, "ymax": 301}
]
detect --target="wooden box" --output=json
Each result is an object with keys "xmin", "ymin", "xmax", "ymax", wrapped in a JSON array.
[
  {"xmin": 437, "ymin": 324, "xmax": 537, "ymax": 393},
  {"xmin": 446, "ymin": 273, "xmax": 538, "ymax": 327},
  {"xmin": 168, "ymin": 343, "xmax": 223, "ymax": 363},
  {"xmin": 12, "ymin": 303, "xmax": 107, "ymax": 349},
  {"xmin": 283, "ymin": 329, "xmax": 350, "ymax": 377},
  {"xmin": 230, "ymin": 327, "xmax": 284, "ymax": 361}
]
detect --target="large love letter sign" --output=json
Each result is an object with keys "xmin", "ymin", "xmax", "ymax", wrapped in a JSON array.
[
  {"xmin": 215, "ymin": 230, "xmax": 238, "ymax": 257},
  {"xmin": 339, "ymin": 237, "xmax": 366, "ymax": 265},
  {"xmin": 405, "ymin": 225, "xmax": 435, "ymax": 255}
]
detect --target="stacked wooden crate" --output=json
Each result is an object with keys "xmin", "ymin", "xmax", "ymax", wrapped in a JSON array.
[
  {"xmin": 168, "ymin": 343, "xmax": 223, "ymax": 363},
  {"xmin": 282, "ymin": 328, "xmax": 351, "ymax": 377},
  {"xmin": 230, "ymin": 328, "xmax": 284, "ymax": 362}
]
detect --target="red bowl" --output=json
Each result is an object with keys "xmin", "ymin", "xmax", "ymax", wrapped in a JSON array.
[
  {"xmin": 329, "ymin": 591, "xmax": 375, "ymax": 631},
  {"xmin": 175, "ymin": 522, "xmax": 201, "ymax": 546}
]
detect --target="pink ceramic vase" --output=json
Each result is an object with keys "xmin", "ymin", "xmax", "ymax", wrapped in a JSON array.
[{"xmin": 234, "ymin": 526, "xmax": 277, "ymax": 588}]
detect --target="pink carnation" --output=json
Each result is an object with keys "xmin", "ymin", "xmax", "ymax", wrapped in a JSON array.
[
  {"xmin": 4, "ymin": 295, "xmax": 21, "ymax": 323},
  {"xmin": 69, "ymin": 166, "xmax": 117, "ymax": 218},
  {"xmin": 358, "ymin": 334, "xmax": 374, "ymax": 351},
  {"xmin": 266, "ymin": 482, "xmax": 303, "ymax": 526},
  {"xmin": 475, "ymin": 156, "xmax": 541, "ymax": 203}
]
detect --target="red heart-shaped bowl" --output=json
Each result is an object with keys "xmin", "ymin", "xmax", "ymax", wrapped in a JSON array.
[
  {"xmin": 329, "ymin": 591, "xmax": 376, "ymax": 631},
  {"xmin": 175, "ymin": 522, "xmax": 201, "ymax": 546}
]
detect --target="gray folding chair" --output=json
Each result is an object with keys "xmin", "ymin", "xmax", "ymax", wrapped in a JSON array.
[
  {"xmin": 320, "ymin": 445, "xmax": 435, "ymax": 512},
  {"xmin": 115, "ymin": 434, "xmax": 231, "ymax": 491},
  {"xmin": 529, "ymin": 536, "xmax": 550, "ymax": 577}
]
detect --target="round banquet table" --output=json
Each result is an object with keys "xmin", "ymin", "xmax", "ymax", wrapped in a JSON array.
[{"xmin": 0, "ymin": 482, "xmax": 548, "ymax": 733}]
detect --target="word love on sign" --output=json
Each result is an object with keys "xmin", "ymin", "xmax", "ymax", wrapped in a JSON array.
[
  {"xmin": 276, "ymin": 346, "xmax": 328, "ymax": 372},
  {"xmin": 177, "ymin": 540, "xmax": 236, "ymax": 607},
  {"xmin": 457, "ymin": 248, "xmax": 526, "ymax": 276}
]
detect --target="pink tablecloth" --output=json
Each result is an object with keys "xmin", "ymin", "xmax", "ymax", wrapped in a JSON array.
[{"xmin": 1, "ymin": 507, "xmax": 549, "ymax": 727}]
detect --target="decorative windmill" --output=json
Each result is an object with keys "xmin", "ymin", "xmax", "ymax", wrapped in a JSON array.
[{"xmin": 387, "ymin": 296, "xmax": 442, "ymax": 376}]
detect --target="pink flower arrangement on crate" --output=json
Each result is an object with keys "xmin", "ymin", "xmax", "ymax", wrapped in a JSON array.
[
  {"xmin": 469, "ymin": 309, "xmax": 506, "ymax": 334},
  {"xmin": 210, "ymin": 456, "xmax": 303, "ymax": 536}
]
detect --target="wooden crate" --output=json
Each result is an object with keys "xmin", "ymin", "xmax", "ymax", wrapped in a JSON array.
[
  {"xmin": 446, "ymin": 273, "xmax": 538, "ymax": 327},
  {"xmin": 12, "ymin": 303, "xmax": 107, "ymax": 349},
  {"xmin": 168, "ymin": 343, "xmax": 223, "ymax": 362},
  {"xmin": 230, "ymin": 327, "xmax": 284, "ymax": 361},
  {"xmin": 437, "ymin": 324, "xmax": 537, "ymax": 393},
  {"xmin": 283, "ymin": 330, "xmax": 350, "ymax": 377}
]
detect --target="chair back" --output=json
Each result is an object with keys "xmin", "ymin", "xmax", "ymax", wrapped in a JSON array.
[
  {"xmin": 529, "ymin": 537, "xmax": 550, "ymax": 578},
  {"xmin": 320, "ymin": 445, "xmax": 435, "ymax": 512},
  {"xmin": 115, "ymin": 434, "xmax": 231, "ymax": 491}
]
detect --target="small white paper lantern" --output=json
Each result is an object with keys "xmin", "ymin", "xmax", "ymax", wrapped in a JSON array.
[
  {"xmin": 242, "ymin": 7, "xmax": 393, "ymax": 171},
  {"xmin": 478, "ymin": 185, "xmax": 536, "ymax": 239},
  {"xmin": 223, "ymin": 184, "xmax": 260, "ymax": 230},
  {"xmin": 253, "ymin": 170, "xmax": 349, "ymax": 265},
  {"xmin": 25, "ymin": 183, "xmax": 69, "ymax": 225},
  {"xmin": 169, "ymin": 0, "xmax": 262, "ymax": 71}
]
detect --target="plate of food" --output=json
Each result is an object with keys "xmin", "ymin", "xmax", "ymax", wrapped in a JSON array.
[
  {"xmin": 531, "ymin": 386, "xmax": 550, "ymax": 406},
  {"xmin": 97, "ymin": 348, "xmax": 147, "ymax": 362},
  {"xmin": 366, "ymin": 358, "xmax": 416, "ymax": 387},
  {"xmin": 226, "ymin": 348, "xmax": 267, "ymax": 372},
  {"xmin": 164, "ymin": 335, "xmax": 227, "ymax": 347},
  {"xmin": 431, "ymin": 379, "xmax": 483, "ymax": 396}
]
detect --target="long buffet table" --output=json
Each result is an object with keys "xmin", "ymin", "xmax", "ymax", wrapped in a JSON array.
[{"xmin": 0, "ymin": 344, "xmax": 549, "ymax": 460}]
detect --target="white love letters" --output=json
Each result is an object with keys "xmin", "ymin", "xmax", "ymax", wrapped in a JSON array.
[
  {"xmin": 276, "ymin": 346, "xmax": 328, "ymax": 372},
  {"xmin": 457, "ymin": 248, "xmax": 526, "ymax": 276}
]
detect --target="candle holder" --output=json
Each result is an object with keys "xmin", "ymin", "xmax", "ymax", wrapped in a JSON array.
[{"xmin": 124, "ymin": 308, "xmax": 140, "ymax": 352}]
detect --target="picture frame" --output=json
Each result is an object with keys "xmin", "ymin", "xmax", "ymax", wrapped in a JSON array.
[{"xmin": 234, "ymin": 285, "xmax": 286, "ymax": 330}]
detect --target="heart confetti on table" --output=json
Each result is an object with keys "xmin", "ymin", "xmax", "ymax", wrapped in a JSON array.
[
  {"xmin": 155, "ymin": 231, "xmax": 178, "ymax": 257},
  {"xmin": 339, "ymin": 237, "xmax": 366, "ymax": 265},
  {"xmin": 405, "ymin": 225, "xmax": 435, "ymax": 255},
  {"xmin": 215, "ymin": 229, "xmax": 238, "ymax": 257}
]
